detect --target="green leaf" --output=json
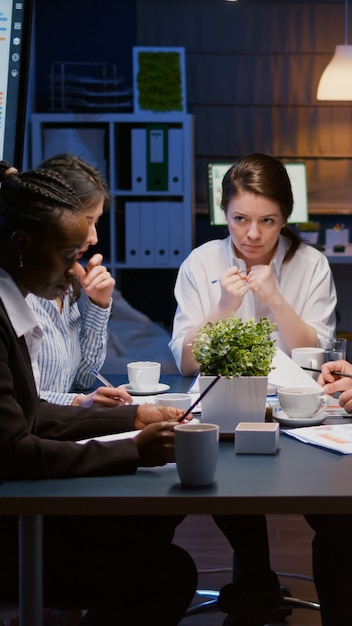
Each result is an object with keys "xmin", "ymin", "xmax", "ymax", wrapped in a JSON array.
[{"xmin": 192, "ymin": 315, "xmax": 276, "ymax": 377}]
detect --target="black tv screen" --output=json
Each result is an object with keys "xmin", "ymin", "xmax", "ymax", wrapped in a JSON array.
[{"xmin": 0, "ymin": 0, "xmax": 33, "ymax": 167}]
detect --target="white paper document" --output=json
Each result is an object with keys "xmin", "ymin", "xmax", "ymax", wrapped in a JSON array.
[
  {"xmin": 268, "ymin": 348, "xmax": 322, "ymax": 390},
  {"xmin": 283, "ymin": 423, "xmax": 352, "ymax": 454},
  {"xmin": 77, "ymin": 430, "xmax": 141, "ymax": 445}
]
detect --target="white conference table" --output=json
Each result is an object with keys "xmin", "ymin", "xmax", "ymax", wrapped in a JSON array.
[{"xmin": 1, "ymin": 374, "xmax": 352, "ymax": 625}]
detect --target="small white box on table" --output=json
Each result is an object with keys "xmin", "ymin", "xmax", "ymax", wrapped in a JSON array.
[{"xmin": 235, "ymin": 422, "xmax": 279, "ymax": 454}]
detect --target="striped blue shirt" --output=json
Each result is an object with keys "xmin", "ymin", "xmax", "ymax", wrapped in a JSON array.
[{"xmin": 26, "ymin": 293, "xmax": 112, "ymax": 405}]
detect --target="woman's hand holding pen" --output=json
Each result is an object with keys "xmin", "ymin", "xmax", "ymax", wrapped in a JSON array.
[
  {"xmin": 318, "ymin": 360, "xmax": 352, "ymax": 413},
  {"xmin": 218, "ymin": 266, "xmax": 249, "ymax": 314},
  {"xmin": 73, "ymin": 385, "xmax": 133, "ymax": 407},
  {"xmin": 134, "ymin": 405, "xmax": 184, "ymax": 430}
]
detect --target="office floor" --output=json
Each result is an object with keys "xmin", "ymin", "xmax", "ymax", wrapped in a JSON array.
[{"xmin": 175, "ymin": 514, "xmax": 321, "ymax": 626}]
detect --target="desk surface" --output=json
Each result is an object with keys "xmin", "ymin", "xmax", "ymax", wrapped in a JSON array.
[
  {"xmin": 1, "ymin": 435, "xmax": 352, "ymax": 516},
  {"xmin": 1, "ymin": 375, "xmax": 352, "ymax": 516},
  {"xmin": 324, "ymin": 243, "xmax": 352, "ymax": 263}
]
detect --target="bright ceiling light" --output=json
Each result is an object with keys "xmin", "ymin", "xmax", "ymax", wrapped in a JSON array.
[{"xmin": 317, "ymin": 0, "xmax": 352, "ymax": 100}]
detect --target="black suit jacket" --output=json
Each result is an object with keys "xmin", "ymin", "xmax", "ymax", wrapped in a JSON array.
[{"xmin": 0, "ymin": 300, "xmax": 140, "ymax": 480}]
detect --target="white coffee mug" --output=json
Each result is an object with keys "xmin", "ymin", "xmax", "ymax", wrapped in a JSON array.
[
  {"xmin": 154, "ymin": 393, "xmax": 192, "ymax": 410},
  {"xmin": 127, "ymin": 361, "xmax": 161, "ymax": 392},
  {"xmin": 291, "ymin": 347, "xmax": 325, "ymax": 379},
  {"xmin": 174, "ymin": 423, "xmax": 219, "ymax": 486},
  {"xmin": 278, "ymin": 386, "xmax": 329, "ymax": 419}
]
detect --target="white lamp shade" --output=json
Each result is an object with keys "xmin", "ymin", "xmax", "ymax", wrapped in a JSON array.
[{"xmin": 317, "ymin": 45, "xmax": 352, "ymax": 100}]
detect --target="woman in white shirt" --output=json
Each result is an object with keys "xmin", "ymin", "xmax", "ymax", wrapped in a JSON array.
[
  {"xmin": 169, "ymin": 153, "xmax": 337, "ymax": 625},
  {"xmin": 26, "ymin": 154, "xmax": 132, "ymax": 407},
  {"xmin": 170, "ymin": 153, "xmax": 336, "ymax": 376}
]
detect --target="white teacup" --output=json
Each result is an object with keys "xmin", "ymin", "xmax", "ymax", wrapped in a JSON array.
[
  {"xmin": 127, "ymin": 361, "xmax": 161, "ymax": 392},
  {"xmin": 154, "ymin": 393, "xmax": 192, "ymax": 410},
  {"xmin": 174, "ymin": 423, "xmax": 219, "ymax": 486},
  {"xmin": 291, "ymin": 347, "xmax": 325, "ymax": 379},
  {"xmin": 278, "ymin": 386, "xmax": 329, "ymax": 419}
]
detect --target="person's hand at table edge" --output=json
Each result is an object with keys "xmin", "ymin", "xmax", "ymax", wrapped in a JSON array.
[
  {"xmin": 318, "ymin": 360, "xmax": 352, "ymax": 413},
  {"xmin": 134, "ymin": 421, "xmax": 178, "ymax": 466}
]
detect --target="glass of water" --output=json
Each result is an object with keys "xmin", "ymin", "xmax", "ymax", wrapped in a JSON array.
[{"xmin": 317, "ymin": 337, "xmax": 347, "ymax": 362}]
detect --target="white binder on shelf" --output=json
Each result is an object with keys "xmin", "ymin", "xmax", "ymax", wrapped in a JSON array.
[
  {"xmin": 155, "ymin": 203, "xmax": 171, "ymax": 266},
  {"xmin": 168, "ymin": 128, "xmax": 183, "ymax": 194},
  {"xmin": 131, "ymin": 128, "xmax": 147, "ymax": 193},
  {"xmin": 125, "ymin": 202, "xmax": 141, "ymax": 266},
  {"xmin": 140, "ymin": 202, "xmax": 155, "ymax": 266}
]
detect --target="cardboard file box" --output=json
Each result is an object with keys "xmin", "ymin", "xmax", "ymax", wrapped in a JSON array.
[{"xmin": 235, "ymin": 422, "xmax": 279, "ymax": 454}]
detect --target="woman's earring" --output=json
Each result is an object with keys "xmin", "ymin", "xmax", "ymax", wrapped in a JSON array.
[{"xmin": 19, "ymin": 254, "xmax": 23, "ymax": 268}]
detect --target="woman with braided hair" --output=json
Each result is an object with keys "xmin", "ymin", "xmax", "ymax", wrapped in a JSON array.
[{"xmin": 0, "ymin": 161, "xmax": 197, "ymax": 626}]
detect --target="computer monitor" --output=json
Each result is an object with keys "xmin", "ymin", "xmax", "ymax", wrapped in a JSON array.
[
  {"xmin": 0, "ymin": 0, "xmax": 33, "ymax": 167},
  {"xmin": 208, "ymin": 161, "xmax": 309, "ymax": 226}
]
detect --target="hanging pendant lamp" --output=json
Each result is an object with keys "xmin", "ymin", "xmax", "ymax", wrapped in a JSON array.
[{"xmin": 317, "ymin": 0, "xmax": 352, "ymax": 100}]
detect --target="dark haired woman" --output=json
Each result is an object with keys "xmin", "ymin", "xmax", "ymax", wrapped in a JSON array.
[
  {"xmin": 169, "ymin": 153, "xmax": 337, "ymax": 625},
  {"xmin": 170, "ymin": 153, "xmax": 336, "ymax": 376},
  {"xmin": 26, "ymin": 154, "xmax": 132, "ymax": 408},
  {"xmin": 0, "ymin": 161, "xmax": 197, "ymax": 626}
]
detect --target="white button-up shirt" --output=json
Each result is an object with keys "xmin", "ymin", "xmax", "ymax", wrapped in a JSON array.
[
  {"xmin": 0, "ymin": 268, "xmax": 43, "ymax": 392},
  {"xmin": 169, "ymin": 235, "xmax": 337, "ymax": 372}
]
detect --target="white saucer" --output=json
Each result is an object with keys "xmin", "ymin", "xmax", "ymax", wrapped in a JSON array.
[
  {"xmin": 274, "ymin": 411, "xmax": 328, "ymax": 428},
  {"xmin": 124, "ymin": 383, "xmax": 170, "ymax": 396}
]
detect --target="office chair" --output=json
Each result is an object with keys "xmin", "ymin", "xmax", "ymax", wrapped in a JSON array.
[{"xmin": 185, "ymin": 570, "xmax": 320, "ymax": 620}]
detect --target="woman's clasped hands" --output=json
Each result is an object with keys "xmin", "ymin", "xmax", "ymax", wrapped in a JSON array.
[{"xmin": 219, "ymin": 264, "xmax": 277, "ymax": 312}]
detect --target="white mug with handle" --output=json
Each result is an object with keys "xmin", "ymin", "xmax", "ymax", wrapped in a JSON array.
[{"xmin": 291, "ymin": 347, "xmax": 325, "ymax": 380}]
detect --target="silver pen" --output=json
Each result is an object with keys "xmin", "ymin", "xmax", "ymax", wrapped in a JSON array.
[{"xmin": 91, "ymin": 369, "xmax": 113, "ymax": 388}]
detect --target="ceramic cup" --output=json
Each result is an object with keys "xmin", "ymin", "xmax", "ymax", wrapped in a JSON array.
[
  {"xmin": 174, "ymin": 423, "xmax": 219, "ymax": 487},
  {"xmin": 154, "ymin": 393, "xmax": 192, "ymax": 410},
  {"xmin": 127, "ymin": 361, "xmax": 161, "ymax": 392},
  {"xmin": 277, "ymin": 386, "xmax": 329, "ymax": 419},
  {"xmin": 291, "ymin": 347, "xmax": 325, "ymax": 380},
  {"xmin": 317, "ymin": 337, "xmax": 347, "ymax": 363}
]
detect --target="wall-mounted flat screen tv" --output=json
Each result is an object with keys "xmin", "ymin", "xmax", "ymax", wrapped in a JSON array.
[
  {"xmin": 0, "ymin": 0, "xmax": 33, "ymax": 167},
  {"xmin": 208, "ymin": 161, "xmax": 309, "ymax": 226}
]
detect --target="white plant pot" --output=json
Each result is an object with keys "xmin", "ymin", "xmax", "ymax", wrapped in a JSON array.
[
  {"xmin": 299, "ymin": 231, "xmax": 319, "ymax": 245},
  {"xmin": 198, "ymin": 375, "xmax": 268, "ymax": 435}
]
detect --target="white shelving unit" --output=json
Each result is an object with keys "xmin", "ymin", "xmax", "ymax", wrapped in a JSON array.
[{"xmin": 31, "ymin": 113, "xmax": 194, "ymax": 276}]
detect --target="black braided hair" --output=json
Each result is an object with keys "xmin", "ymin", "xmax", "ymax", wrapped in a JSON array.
[
  {"xmin": 0, "ymin": 160, "xmax": 82, "ymax": 238},
  {"xmin": 40, "ymin": 153, "xmax": 111, "ymax": 210}
]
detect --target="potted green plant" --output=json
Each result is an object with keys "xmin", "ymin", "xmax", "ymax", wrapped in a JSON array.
[
  {"xmin": 296, "ymin": 221, "xmax": 320, "ymax": 245},
  {"xmin": 192, "ymin": 315, "xmax": 276, "ymax": 434}
]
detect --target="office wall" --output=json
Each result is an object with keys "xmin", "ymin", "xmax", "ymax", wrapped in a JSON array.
[
  {"xmin": 34, "ymin": 0, "xmax": 136, "ymax": 112},
  {"xmin": 137, "ymin": 0, "xmax": 352, "ymax": 216}
]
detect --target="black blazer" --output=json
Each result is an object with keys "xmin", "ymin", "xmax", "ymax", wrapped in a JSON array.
[{"xmin": 0, "ymin": 300, "xmax": 140, "ymax": 480}]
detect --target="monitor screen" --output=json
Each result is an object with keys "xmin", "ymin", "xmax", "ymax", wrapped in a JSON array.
[
  {"xmin": 0, "ymin": 0, "xmax": 33, "ymax": 167},
  {"xmin": 208, "ymin": 161, "xmax": 309, "ymax": 226}
]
